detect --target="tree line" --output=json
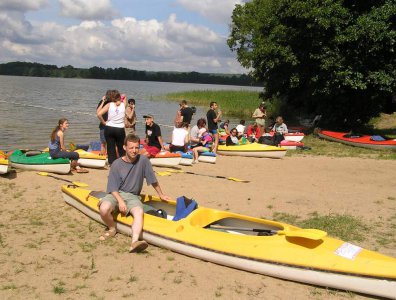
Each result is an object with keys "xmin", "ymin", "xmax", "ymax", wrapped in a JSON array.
[{"xmin": 0, "ymin": 61, "xmax": 260, "ymax": 87}]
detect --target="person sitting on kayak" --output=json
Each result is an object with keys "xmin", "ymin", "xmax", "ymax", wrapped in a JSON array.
[
  {"xmin": 218, "ymin": 119, "xmax": 230, "ymax": 136},
  {"xmin": 190, "ymin": 118, "xmax": 207, "ymax": 149},
  {"xmin": 98, "ymin": 134, "xmax": 171, "ymax": 253},
  {"xmin": 140, "ymin": 114, "xmax": 165, "ymax": 158},
  {"xmin": 226, "ymin": 128, "xmax": 240, "ymax": 146},
  {"xmin": 246, "ymin": 122, "xmax": 261, "ymax": 143},
  {"xmin": 191, "ymin": 127, "xmax": 213, "ymax": 163},
  {"xmin": 48, "ymin": 118, "xmax": 89, "ymax": 173},
  {"xmin": 271, "ymin": 116, "xmax": 288, "ymax": 135},
  {"xmin": 165, "ymin": 122, "xmax": 189, "ymax": 153}
]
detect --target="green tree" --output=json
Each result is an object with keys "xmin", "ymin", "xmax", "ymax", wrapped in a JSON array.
[{"xmin": 228, "ymin": 0, "xmax": 396, "ymax": 128}]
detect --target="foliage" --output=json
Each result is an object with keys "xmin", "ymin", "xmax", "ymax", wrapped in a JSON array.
[
  {"xmin": 165, "ymin": 90, "xmax": 261, "ymax": 118},
  {"xmin": 0, "ymin": 61, "xmax": 260, "ymax": 87},
  {"xmin": 228, "ymin": 0, "xmax": 396, "ymax": 128}
]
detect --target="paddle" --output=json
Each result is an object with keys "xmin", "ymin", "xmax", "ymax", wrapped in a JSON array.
[
  {"xmin": 164, "ymin": 169, "xmax": 249, "ymax": 183},
  {"xmin": 37, "ymin": 172, "xmax": 88, "ymax": 187},
  {"xmin": 208, "ymin": 225, "xmax": 327, "ymax": 240}
]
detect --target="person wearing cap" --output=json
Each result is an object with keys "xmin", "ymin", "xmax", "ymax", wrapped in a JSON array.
[
  {"xmin": 140, "ymin": 114, "xmax": 164, "ymax": 158},
  {"xmin": 124, "ymin": 98, "xmax": 136, "ymax": 135},
  {"xmin": 252, "ymin": 103, "xmax": 267, "ymax": 134}
]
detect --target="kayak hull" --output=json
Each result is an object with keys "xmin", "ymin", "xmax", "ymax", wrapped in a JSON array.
[
  {"xmin": 177, "ymin": 152, "xmax": 193, "ymax": 166},
  {"xmin": 75, "ymin": 149, "xmax": 106, "ymax": 169},
  {"xmin": 10, "ymin": 150, "xmax": 70, "ymax": 174},
  {"xmin": 150, "ymin": 152, "xmax": 181, "ymax": 167},
  {"xmin": 62, "ymin": 186, "xmax": 396, "ymax": 298},
  {"xmin": 198, "ymin": 152, "xmax": 216, "ymax": 163},
  {"xmin": 284, "ymin": 133, "xmax": 304, "ymax": 142},
  {"xmin": 280, "ymin": 140, "xmax": 304, "ymax": 150},
  {"xmin": 217, "ymin": 143, "xmax": 286, "ymax": 159},
  {"xmin": 318, "ymin": 130, "xmax": 396, "ymax": 150},
  {"xmin": 0, "ymin": 159, "xmax": 10, "ymax": 174}
]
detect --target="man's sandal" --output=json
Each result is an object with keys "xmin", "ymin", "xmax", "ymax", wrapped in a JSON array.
[
  {"xmin": 99, "ymin": 229, "xmax": 116, "ymax": 241},
  {"xmin": 129, "ymin": 240, "xmax": 148, "ymax": 253}
]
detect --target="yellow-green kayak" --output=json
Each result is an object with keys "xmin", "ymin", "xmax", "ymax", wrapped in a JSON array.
[
  {"xmin": 217, "ymin": 143, "xmax": 286, "ymax": 158},
  {"xmin": 62, "ymin": 185, "xmax": 396, "ymax": 298}
]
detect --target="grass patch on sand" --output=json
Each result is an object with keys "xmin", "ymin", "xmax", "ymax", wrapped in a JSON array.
[
  {"xmin": 286, "ymin": 134, "xmax": 396, "ymax": 160},
  {"xmin": 164, "ymin": 90, "xmax": 261, "ymax": 118},
  {"xmin": 272, "ymin": 212, "xmax": 370, "ymax": 242}
]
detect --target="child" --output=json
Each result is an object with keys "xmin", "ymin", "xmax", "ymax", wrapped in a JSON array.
[{"xmin": 236, "ymin": 120, "xmax": 246, "ymax": 138}]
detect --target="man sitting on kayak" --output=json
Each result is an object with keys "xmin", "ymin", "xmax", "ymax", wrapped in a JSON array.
[{"xmin": 98, "ymin": 134, "xmax": 171, "ymax": 253}]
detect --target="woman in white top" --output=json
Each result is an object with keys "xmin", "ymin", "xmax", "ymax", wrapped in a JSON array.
[
  {"xmin": 97, "ymin": 90, "xmax": 126, "ymax": 165},
  {"xmin": 165, "ymin": 122, "xmax": 189, "ymax": 152}
]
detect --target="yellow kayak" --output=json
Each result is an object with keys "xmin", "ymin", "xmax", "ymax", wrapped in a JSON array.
[
  {"xmin": 74, "ymin": 149, "xmax": 106, "ymax": 169},
  {"xmin": 0, "ymin": 150, "xmax": 10, "ymax": 174},
  {"xmin": 62, "ymin": 185, "xmax": 396, "ymax": 298},
  {"xmin": 43, "ymin": 148, "xmax": 106, "ymax": 169},
  {"xmin": 217, "ymin": 142, "xmax": 286, "ymax": 158}
]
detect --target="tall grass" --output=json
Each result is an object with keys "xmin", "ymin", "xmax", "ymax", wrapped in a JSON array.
[{"xmin": 164, "ymin": 90, "xmax": 262, "ymax": 118}]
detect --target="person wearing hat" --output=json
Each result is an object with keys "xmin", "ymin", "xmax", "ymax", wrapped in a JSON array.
[
  {"xmin": 252, "ymin": 103, "xmax": 267, "ymax": 134},
  {"xmin": 140, "ymin": 114, "xmax": 164, "ymax": 158}
]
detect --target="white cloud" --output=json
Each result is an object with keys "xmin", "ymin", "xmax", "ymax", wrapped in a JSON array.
[
  {"xmin": 0, "ymin": 0, "xmax": 49, "ymax": 12},
  {"xmin": 59, "ymin": 0, "xmax": 117, "ymax": 20},
  {"xmin": 176, "ymin": 0, "xmax": 243, "ymax": 24},
  {"xmin": 0, "ymin": 8, "xmax": 245, "ymax": 73}
]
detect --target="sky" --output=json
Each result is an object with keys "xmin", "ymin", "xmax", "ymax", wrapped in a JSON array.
[{"xmin": 0, "ymin": 0, "xmax": 247, "ymax": 74}]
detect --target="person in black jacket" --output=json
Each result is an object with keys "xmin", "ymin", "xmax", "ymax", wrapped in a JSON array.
[{"xmin": 225, "ymin": 128, "xmax": 240, "ymax": 146}]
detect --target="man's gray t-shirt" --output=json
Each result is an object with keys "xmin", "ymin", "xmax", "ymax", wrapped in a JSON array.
[{"xmin": 106, "ymin": 155, "xmax": 157, "ymax": 195}]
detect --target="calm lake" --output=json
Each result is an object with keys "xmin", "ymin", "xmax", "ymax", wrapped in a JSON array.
[{"xmin": 0, "ymin": 75, "xmax": 261, "ymax": 150}]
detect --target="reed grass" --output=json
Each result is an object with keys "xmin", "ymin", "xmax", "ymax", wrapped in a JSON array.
[{"xmin": 164, "ymin": 90, "xmax": 261, "ymax": 118}]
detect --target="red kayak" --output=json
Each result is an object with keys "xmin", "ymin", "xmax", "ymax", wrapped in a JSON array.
[{"xmin": 317, "ymin": 130, "xmax": 396, "ymax": 150}]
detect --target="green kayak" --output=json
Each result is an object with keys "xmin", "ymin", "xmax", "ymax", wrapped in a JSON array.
[{"xmin": 10, "ymin": 149, "xmax": 71, "ymax": 174}]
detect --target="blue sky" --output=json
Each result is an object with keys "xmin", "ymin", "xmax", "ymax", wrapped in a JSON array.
[{"xmin": 0, "ymin": 0, "xmax": 246, "ymax": 73}]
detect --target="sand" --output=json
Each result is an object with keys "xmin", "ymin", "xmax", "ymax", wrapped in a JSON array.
[{"xmin": 0, "ymin": 155, "xmax": 395, "ymax": 299}]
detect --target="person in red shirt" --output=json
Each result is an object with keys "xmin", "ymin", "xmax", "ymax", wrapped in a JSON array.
[{"xmin": 246, "ymin": 122, "xmax": 261, "ymax": 143}]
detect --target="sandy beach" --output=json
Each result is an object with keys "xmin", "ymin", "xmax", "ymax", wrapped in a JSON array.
[{"xmin": 1, "ymin": 154, "xmax": 395, "ymax": 299}]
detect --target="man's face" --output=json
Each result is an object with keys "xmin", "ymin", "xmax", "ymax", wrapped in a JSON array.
[
  {"xmin": 124, "ymin": 141, "xmax": 140, "ymax": 161},
  {"xmin": 212, "ymin": 103, "xmax": 218, "ymax": 110},
  {"xmin": 145, "ymin": 117, "xmax": 153, "ymax": 126}
]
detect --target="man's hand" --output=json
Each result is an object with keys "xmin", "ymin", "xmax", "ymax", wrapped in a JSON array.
[
  {"xmin": 118, "ymin": 200, "xmax": 127, "ymax": 215},
  {"xmin": 159, "ymin": 194, "xmax": 171, "ymax": 201}
]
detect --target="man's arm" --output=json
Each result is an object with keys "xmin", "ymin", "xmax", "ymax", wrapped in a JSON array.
[
  {"xmin": 152, "ymin": 182, "xmax": 171, "ymax": 201},
  {"xmin": 158, "ymin": 136, "xmax": 165, "ymax": 150}
]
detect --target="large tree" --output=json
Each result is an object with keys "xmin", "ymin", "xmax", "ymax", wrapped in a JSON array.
[{"xmin": 228, "ymin": 0, "xmax": 396, "ymax": 127}]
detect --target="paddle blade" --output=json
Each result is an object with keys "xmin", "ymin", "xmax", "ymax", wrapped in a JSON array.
[
  {"xmin": 228, "ymin": 177, "xmax": 250, "ymax": 183},
  {"xmin": 156, "ymin": 171, "xmax": 172, "ymax": 176},
  {"xmin": 279, "ymin": 228, "xmax": 327, "ymax": 240},
  {"xmin": 165, "ymin": 169, "xmax": 183, "ymax": 173}
]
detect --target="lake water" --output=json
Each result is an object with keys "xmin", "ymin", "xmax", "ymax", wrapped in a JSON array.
[{"xmin": 0, "ymin": 75, "xmax": 262, "ymax": 150}]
